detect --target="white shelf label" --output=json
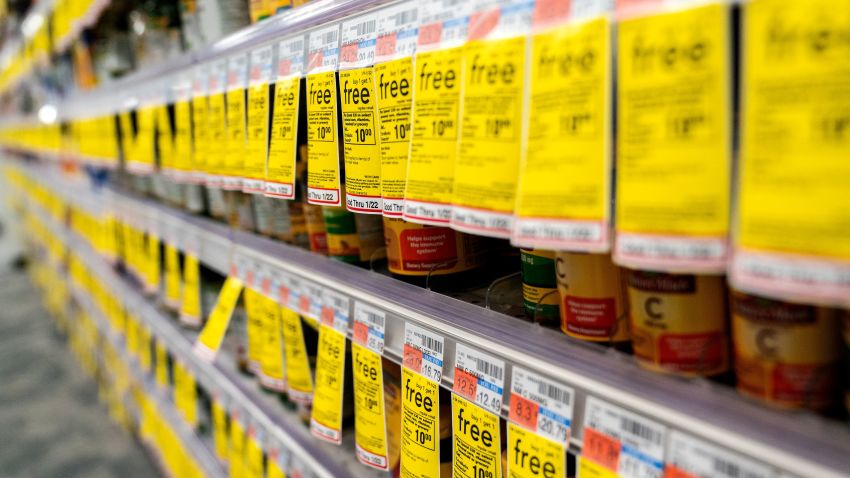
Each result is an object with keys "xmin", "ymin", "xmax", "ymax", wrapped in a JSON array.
[
  {"xmin": 666, "ymin": 430, "xmax": 774, "ymax": 478},
  {"xmin": 339, "ymin": 12, "xmax": 378, "ymax": 69},
  {"xmin": 403, "ymin": 323, "xmax": 444, "ymax": 383},
  {"xmin": 453, "ymin": 343, "xmax": 505, "ymax": 414},
  {"xmin": 509, "ymin": 367, "xmax": 574, "ymax": 445},
  {"xmin": 321, "ymin": 288, "xmax": 350, "ymax": 333},
  {"xmin": 227, "ymin": 52, "xmax": 249, "ymax": 91},
  {"xmin": 418, "ymin": 0, "xmax": 474, "ymax": 49},
  {"xmin": 375, "ymin": 0, "xmax": 419, "ymax": 61},
  {"xmin": 250, "ymin": 45, "xmax": 274, "ymax": 86},
  {"xmin": 353, "ymin": 302, "xmax": 386, "ymax": 354},
  {"xmin": 277, "ymin": 35, "xmax": 306, "ymax": 79},
  {"xmin": 307, "ymin": 23, "xmax": 341, "ymax": 73}
]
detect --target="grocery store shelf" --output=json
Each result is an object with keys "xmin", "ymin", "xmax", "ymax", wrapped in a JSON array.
[{"xmin": 12, "ymin": 159, "xmax": 850, "ymax": 478}]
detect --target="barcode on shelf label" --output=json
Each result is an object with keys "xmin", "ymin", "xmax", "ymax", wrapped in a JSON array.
[
  {"xmin": 340, "ymin": 13, "xmax": 378, "ymax": 69},
  {"xmin": 227, "ymin": 53, "xmax": 249, "ymax": 90},
  {"xmin": 353, "ymin": 302, "xmax": 385, "ymax": 353},
  {"xmin": 666, "ymin": 430, "xmax": 773, "ymax": 478},
  {"xmin": 250, "ymin": 45, "xmax": 274, "ymax": 85},
  {"xmin": 277, "ymin": 35, "xmax": 306, "ymax": 78},
  {"xmin": 376, "ymin": 0, "xmax": 419, "ymax": 61},
  {"xmin": 321, "ymin": 289, "xmax": 350, "ymax": 333},
  {"xmin": 403, "ymin": 323, "xmax": 444, "ymax": 383},
  {"xmin": 454, "ymin": 343, "xmax": 505, "ymax": 414},
  {"xmin": 285, "ymin": 275, "xmax": 303, "ymax": 311},
  {"xmin": 584, "ymin": 396, "xmax": 667, "ymax": 478},
  {"xmin": 301, "ymin": 282, "xmax": 324, "ymax": 320},
  {"xmin": 509, "ymin": 367, "xmax": 573, "ymax": 445},
  {"xmin": 418, "ymin": 0, "xmax": 474, "ymax": 49},
  {"xmin": 308, "ymin": 24, "xmax": 341, "ymax": 73},
  {"xmin": 469, "ymin": 0, "xmax": 534, "ymax": 40}
]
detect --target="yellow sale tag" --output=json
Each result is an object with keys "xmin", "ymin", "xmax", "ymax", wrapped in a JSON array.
[
  {"xmin": 226, "ymin": 87, "xmax": 249, "ymax": 188},
  {"xmin": 452, "ymin": 394, "xmax": 501, "ymax": 478},
  {"xmin": 265, "ymin": 77, "xmax": 300, "ymax": 199},
  {"xmin": 514, "ymin": 17, "xmax": 611, "ymax": 252},
  {"xmin": 138, "ymin": 325, "xmax": 152, "ymax": 373},
  {"xmin": 194, "ymin": 277, "xmax": 244, "ymax": 361},
  {"xmin": 191, "ymin": 96, "xmax": 209, "ymax": 175},
  {"xmin": 182, "ymin": 366, "xmax": 198, "ymax": 428},
  {"xmin": 267, "ymin": 458, "xmax": 286, "ymax": 478},
  {"xmin": 340, "ymin": 67, "xmax": 383, "ymax": 214},
  {"xmin": 126, "ymin": 315, "xmax": 139, "ymax": 358},
  {"xmin": 180, "ymin": 254, "xmax": 202, "ymax": 327},
  {"xmin": 352, "ymin": 342, "xmax": 389, "ymax": 470},
  {"xmin": 173, "ymin": 361, "xmax": 185, "ymax": 418},
  {"xmin": 281, "ymin": 307, "xmax": 314, "ymax": 402},
  {"xmin": 212, "ymin": 400, "xmax": 230, "ymax": 461},
  {"xmin": 259, "ymin": 294, "xmax": 286, "ymax": 392},
  {"xmin": 577, "ymin": 456, "xmax": 619, "ymax": 478},
  {"xmin": 452, "ymin": 37, "xmax": 525, "ymax": 238},
  {"xmin": 157, "ymin": 105, "xmax": 175, "ymax": 173},
  {"xmin": 310, "ymin": 325, "xmax": 347, "ymax": 444},
  {"xmin": 738, "ymin": 0, "xmax": 850, "ymax": 261},
  {"xmin": 400, "ymin": 367, "xmax": 440, "ymax": 478},
  {"xmin": 245, "ymin": 432, "xmax": 264, "ymax": 478},
  {"xmin": 145, "ymin": 234, "xmax": 161, "ymax": 293},
  {"xmin": 245, "ymin": 83, "xmax": 270, "ymax": 192},
  {"xmin": 174, "ymin": 100, "xmax": 193, "ymax": 175},
  {"xmin": 119, "ymin": 111, "xmax": 136, "ymax": 162},
  {"xmin": 164, "ymin": 243, "xmax": 181, "ymax": 308},
  {"xmin": 404, "ymin": 47, "xmax": 463, "ymax": 226},
  {"xmin": 375, "ymin": 57, "xmax": 413, "ymax": 217},
  {"xmin": 207, "ymin": 93, "xmax": 228, "ymax": 181},
  {"xmin": 615, "ymin": 3, "xmax": 731, "ymax": 271},
  {"xmin": 306, "ymin": 71, "xmax": 342, "ymax": 206},
  {"xmin": 229, "ymin": 417, "xmax": 246, "ymax": 478},
  {"xmin": 243, "ymin": 288, "xmax": 265, "ymax": 374},
  {"xmin": 155, "ymin": 341, "xmax": 169, "ymax": 388},
  {"xmin": 507, "ymin": 422, "xmax": 565, "ymax": 478}
]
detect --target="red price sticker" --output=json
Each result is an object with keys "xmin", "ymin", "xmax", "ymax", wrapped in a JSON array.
[
  {"xmin": 418, "ymin": 23, "xmax": 442, "ymax": 46},
  {"xmin": 376, "ymin": 34, "xmax": 397, "ymax": 57},
  {"xmin": 453, "ymin": 367, "xmax": 478, "ymax": 400},
  {"xmin": 532, "ymin": 0, "xmax": 570, "ymax": 28},
  {"xmin": 278, "ymin": 285, "xmax": 289, "ymax": 305},
  {"xmin": 583, "ymin": 427, "xmax": 621, "ymax": 472},
  {"xmin": 320, "ymin": 306, "xmax": 334, "ymax": 326},
  {"xmin": 468, "ymin": 10, "xmax": 500, "ymax": 41},
  {"xmin": 278, "ymin": 59, "xmax": 292, "ymax": 77},
  {"xmin": 261, "ymin": 277, "xmax": 271, "ymax": 296},
  {"xmin": 340, "ymin": 43, "xmax": 358, "ymax": 64},
  {"xmin": 509, "ymin": 394, "xmax": 539, "ymax": 430},
  {"xmin": 352, "ymin": 320, "xmax": 368, "ymax": 345},
  {"xmin": 246, "ymin": 270, "xmax": 254, "ymax": 287},
  {"xmin": 230, "ymin": 264, "xmax": 238, "ymax": 277},
  {"xmin": 307, "ymin": 51, "xmax": 324, "ymax": 72},
  {"xmin": 403, "ymin": 343, "xmax": 423, "ymax": 372},
  {"xmin": 664, "ymin": 466, "xmax": 698, "ymax": 478},
  {"xmin": 299, "ymin": 295, "xmax": 310, "ymax": 314}
]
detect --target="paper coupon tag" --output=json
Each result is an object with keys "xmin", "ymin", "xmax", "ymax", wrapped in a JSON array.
[
  {"xmin": 352, "ymin": 342, "xmax": 389, "ymax": 470},
  {"xmin": 229, "ymin": 413, "xmax": 247, "ymax": 478},
  {"xmin": 281, "ymin": 307, "xmax": 314, "ymax": 403},
  {"xmin": 191, "ymin": 65, "xmax": 210, "ymax": 182},
  {"xmin": 297, "ymin": 281, "xmax": 323, "ymax": 321},
  {"xmin": 374, "ymin": 57, "xmax": 413, "ymax": 217},
  {"xmin": 137, "ymin": 325, "xmax": 152, "ymax": 372},
  {"xmin": 244, "ymin": 44, "xmax": 274, "ymax": 193},
  {"xmin": 450, "ymin": 34, "xmax": 525, "ymax": 238},
  {"xmin": 155, "ymin": 341, "xmax": 169, "ymax": 388},
  {"xmin": 266, "ymin": 446, "xmax": 288, "ymax": 478},
  {"xmin": 283, "ymin": 275, "xmax": 302, "ymax": 311},
  {"xmin": 732, "ymin": 0, "xmax": 850, "ymax": 306},
  {"xmin": 245, "ymin": 427, "xmax": 265, "ymax": 478},
  {"xmin": 310, "ymin": 323, "xmax": 347, "ymax": 444},
  {"xmin": 211, "ymin": 397, "xmax": 230, "ymax": 461},
  {"xmin": 321, "ymin": 288, "xmax": 351, "ymax": 333},
  {"xmin": 340, "ymin": 66, "xmax": 383, "ymax": 214},
  {"xmin": 265, "ymin": 35, "xmax": 305, "ymax": 199},
  {"xmin": 452, "ymin": 394, "xmax": 502, "ymax": 478},
  {"xmin": 403, "ymin": 47, "xmax": 463, "ymax": 226},
  {"xmin": 164, "ymin": 243, "xmax": 181, "ymax": 309},
  {"xmin": 244, "ymin": 288, "xmax": 265, "ymax": 375},
  {"xmin": 583, "ymin": 396, "xmax": 667, "ymax": 478},
  {"xmin": 206, "ymin": 60, "xmax": 229, "ymax": 187},
  {"xmin": 507, "ymin": 422, "xmax": 566, "ymax": 478},
  {"xmin": 258, "ymin": 294, "xmax": 286, "ymax": 392},
  {"xmin": 375, "ymin": 0, "xmax": 419, "ymax": 62},
  {"xmin": 307, "ymin": 23, "xmax": 341, "ymax": 74},
  {"xmin": 224, "ymin": 52, "xmax": 250, "ymax": 190},
  {"xmin": 353, "ymin": 302, "xmax": 386, "ymax": 353},
  {"xmin": 339, "ymin": 13, "xmax": 378, "ymax": 70},
  {"xmin": 614, "ymin": 2, "xmax": 731, "ymax": 273},
  {"xmin": 179, "ymin": 254, "xmax": 202, "ymax": 327},
  {"xmin": 400, "ymin": 367, "xmax": 441, "ymax": 478},
  {"xmin": 417, "ymin": 0, "xmax": 474, "ymax": 50},
  {"xmin": 468, "ymin": 0, "xmax": 534, "ymax": 41},
  {"xmin": 193, "ymin": 277, "xmax": 244, "ymax": 362},
  {"xmin": 453, "ymin": 343, "xmax": 505, "ymax": 414},
  {"xmin": 403, "ymin": 323, "xmax": 445, "ymax": 383},
  {"xmin": 513, "ymin": 15, "xmax": 611, "ymax": 252},
  {"xmin": 306, "ymin": 70, "xmax": 342, "ymax": 206},
  {"xmin": 664, "ymin": 430, "xmax": 773, "ymax": 478},
  {"xmin": 508, "ymin": 367, "xmax": 573, "ymax": 445}
]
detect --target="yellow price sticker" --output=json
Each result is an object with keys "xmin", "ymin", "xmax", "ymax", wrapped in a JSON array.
[
  {"xmin": 514, "ymin": 17, "xmax": 611, "ymax": 252},
  {"xmin": 245, "ymin": 431, "xmax": 265, "ymax": 478},
  {"xmin": 400, "ymin": 367, "xmax": 441, "ymax": 478},
  {"xmin": 352, "ymin": 342, "xmax": 389, "ymax": 470},
  {"xmin": 404, "ymin": 47, "xmax": 463, "ymax": 226},
  {"xmin": 310, "ymin": 324, "xmax": 347, "ymax": 444},
  {"xmin": 259, "ymin": 294, "xmax": 286, "ymax": 392},
  {"xmin": 245, "ymin": 81, "xmax": 270, "ymax": 193},
  {"xmin": 281, "ymin": 307, "xmax": 314, "ymax": 403},
  {"xmin": 375, "ymin": 57, "xmax": 413, "ymax": 217},
  {"xmin": 306, "ymin": 71, "xmax": 342, "ymax": 206},
  {"xmin": 340, "ymin": 67, "xmax": 383, "ymax": 214},
  {"xmin": 577, "ymin": 456, "xmax": 619, "ymax": 478},
  {"xmin": 191, "ymin": 93, "xmax": 209, "ymax": 176},
  {"xmin": 452, "ymin": 394, "xmax": 501, "ymax": 478},
  {"xmin": 212, "ymin": 399, "xmax": 230, "ymax": 461},
  {"xmin": 206, "ymin": 92, "xmax": 228, "ymax": 186},
  {"xmin": 194, "ymin": 277, "xmax": 244, "ymax": 362},
  {"xmin": 615, "ymin": 3, "xmax": 731, "ymax": 272},
  {"xmin": 155, "ymin": 341, "xmax": 169, "ymax": 388},
  {"xmin": 145, "ymin": 233, "xmax": 161, "ymax": 295},
  {"xmin": 264, "ymin": 76, "xmax": 300, "ymax": 199},
  {"xmin": 174, "ymin": 100, "xmax": 193, "ymax": 178},
  {"xmin": 452, "ymin": 37, "xmax": 526, "ymax": 238},
  {"xmin": 164, "ymin": 243, "xmax": 181, "ymax": 309},
  {"xmin": 507, "ymin": 422, "xmax": 565, "ymax": 478},
  {"xmin": 179, "ymin": 254, "xmax": 202, "ymax": 327},
  {"xmin": 138, "ymin": 325, "xmax": 152, "ymax": 373},
  {"xmin": 229, "ymin": 416, "xmax": 246, "ymax": 478},
  {"xmin": 243, "ymin": 288, "xmax": 265, "ymax": 374}
]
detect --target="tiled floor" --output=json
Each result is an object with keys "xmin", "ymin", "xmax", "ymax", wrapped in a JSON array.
[{"xmin": 0, "ymin": 267, "xmax": 160, "ymax": 478}]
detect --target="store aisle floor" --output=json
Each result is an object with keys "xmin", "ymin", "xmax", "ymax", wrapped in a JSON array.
[{"xmin": 0, "ymin": 267, "xmax": 160, "ymax": 478}]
